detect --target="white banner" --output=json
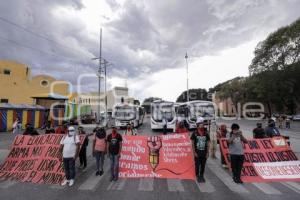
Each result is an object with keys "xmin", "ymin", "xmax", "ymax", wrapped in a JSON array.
[{"xmin": 253, "ymin": 161, "xmax": 300, "ymax": 179}]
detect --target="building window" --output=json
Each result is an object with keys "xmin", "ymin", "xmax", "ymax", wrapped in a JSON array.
[
  {"xmin": 0, "ymin": 99, "xmax": 9, "ymax": 103},
  {"xmin": 40, "ymin": 80, "xmax": 49, "ymax": 87},
  {"xmin": 3, "ymin": 69, "xmax": 11, "ymax": 75}
]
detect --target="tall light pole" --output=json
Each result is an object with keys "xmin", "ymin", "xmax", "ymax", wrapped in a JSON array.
[
  {"xmin": 98, "ymin": 28, "xmax": 102, "ymax": 123},
  {"xmin": 185, "ymin": 52, "xmax": 189, "ymax": 102}
]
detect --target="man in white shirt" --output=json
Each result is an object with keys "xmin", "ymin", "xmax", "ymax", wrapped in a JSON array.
[{"xmin": 60, "ymin": 126, "xmax": 80, "ymax": 187}]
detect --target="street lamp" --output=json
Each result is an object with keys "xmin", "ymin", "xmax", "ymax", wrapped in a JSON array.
[{"xmin": 185, "ymin": 52, "xmax": 189, "ymax": 102}]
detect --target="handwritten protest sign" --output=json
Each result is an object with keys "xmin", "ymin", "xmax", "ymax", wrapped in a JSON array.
[
  {"xmin": 0, "ymin": 134, "xmax": 85, "ymax": 184},
  {"xmin": 220, "ymin": 137, "xmax": 300, "ymax": 182},
  {"xmin": 119, "ymin": 133, "xmax": 195, "ymax": 180}
]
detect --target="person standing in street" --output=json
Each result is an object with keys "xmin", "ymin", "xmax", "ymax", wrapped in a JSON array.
[
  {"xmin": 23, "ymin": 123, "xmax": 39, "ymax": 136},
  {"xmin": 45, "ymin": 121, "xmax": 55, "ymax": 134},
  {"xmin": 78, "ymin": 126, "xmax": 91, "ymax": 171},
  {"xmin": 60, "ymin": 126, "xmax": 80, "ymax": 187},
  {"xmin": 12, "ymin": 117, "xmax": 22, "ymax": 135},
  {"xmin": 162, "ymin": 114, "xmax": 168, "ymax": 135},
  {"xmin": 107, "ymin": 126, "xmax": 123, "ymax": 181},
  {"xmin": 217, "ymin": 124, "xmax": 228, "ymax": 168},
  {"xmin": 191, "ymin": 118, "xmax": 211, "ymax": 183},
  {"xmin": 252, "ymin": 123, "xmax": 266, "ymax": 138},
  {"xmin": 265, "ymin": 119, "xmax": 280, "ymax": 137},
  {"xmin": 93, "ymin": 127, "xmax": 107, "ymax": 176},
  {"xmin": 227, "ymin": 123, "xmax": 248, "ymax": 184}
]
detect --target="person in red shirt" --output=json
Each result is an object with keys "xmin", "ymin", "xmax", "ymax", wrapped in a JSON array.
[
  {"xmin": 175, "ymin": 121, "xmax": 188, "ymax": 133},
  {"xmin": 55, "ymin": 124, "xmax": 67, "ymax": 134},
  {"xmin": 217, "ymin": 124, "xmax": 228, "ymax": 168}
]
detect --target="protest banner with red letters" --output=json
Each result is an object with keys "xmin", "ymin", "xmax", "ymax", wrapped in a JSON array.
[
  {"xmin": 0, "ymin": 134, "xmax": 85, "ymax": 184},
  {"xmin": 220, "ymin": 136, "xmax": 300, "ymax": 182},
  {"xmin": 119, "ymin": 133, "xmax": 195, "ymax": 180}
]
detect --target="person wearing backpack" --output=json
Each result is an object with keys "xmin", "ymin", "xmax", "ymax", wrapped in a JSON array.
[
  {"xmin": 93, "ymin": 127, "xmax": 107, "ymax": 176},
  {"xmin": 60, "ymin": 126, "xmax": 80, "ymax": 187}
]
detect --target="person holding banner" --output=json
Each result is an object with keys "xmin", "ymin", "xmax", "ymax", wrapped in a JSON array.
[
  {"xmin": 252, "ymin": 123, "xmax": 266, "ymax": 139},
  {"xmin": 191, "ymin": 118, "xmax": 211, "ymax": 183},
  {"xmin": 78, "ymin": 126, "xmax": 92, "ymax": 171},
  {"xmin": 175, "ymin": 121, "xmax": 188, "ymax": 133},
  {"xmin": 60, "ymin": 126, "xmax": 80, "ymax": 187},
  {"xmin": 265, "ymin": 119, "xmax": 280, "ymax": 138},
  {"xmin": 227, "ymin": 123, "xmax": 248, "ymax": 184},
  {"xmin": 93, "ymin": 127, "xmax": 107, "ymax": 176},
  {"xmin": 107, "ymin": 126, "xmax": 123, "ymax": 181},
  {"xmin": 124, "ymin": 123, "xmax": 137, "ymax": 135},
  {"xmin": 217, "ymin": 124, "xmax": 228, "ymax": 168}
]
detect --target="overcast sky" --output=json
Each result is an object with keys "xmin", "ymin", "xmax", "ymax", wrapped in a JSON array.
[{"xmin": 0, "ymin": 0, "xmax": 299, "ymax": 101}]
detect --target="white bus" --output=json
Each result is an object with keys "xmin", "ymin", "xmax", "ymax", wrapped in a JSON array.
[
  {"xmin": 112, "ymin": 104, "xmax": 145, "ymax": 128},
  {"xmin": 176, "ymin": 100, "xmax": 216, "ymax": 129},
  {"xmin": 151, "ymin": 100, "xmax": 176, "ymax": 130}
]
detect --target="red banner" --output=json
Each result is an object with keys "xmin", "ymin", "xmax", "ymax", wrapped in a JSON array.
[
  {"xmin": 0, "ymin": 134, "xmax": 85, "ymax": 184},
  {"xmin": 119, "ymin": 133, "xmax": 195, "ymax": 180},
  {"xmin": 220, "ymin": 137, "xmax": 300, "ymax": 182}
]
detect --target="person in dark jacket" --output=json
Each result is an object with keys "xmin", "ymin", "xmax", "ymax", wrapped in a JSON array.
[
  {"xmin": 78, "ymin": 126, "xmax": 92, "ymax": 170},
  {"xmin": 265, "ymin": 119, "xmax": 280, "ymax": 137},
  {"xmin": 45, "ymin": 121, "xmax": 55, "ymax": 134},
  {"xmin": 252, "ymin": 123, "xmax": 266, "ymax": 138}
]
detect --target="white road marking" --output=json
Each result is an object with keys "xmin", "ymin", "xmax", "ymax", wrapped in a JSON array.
[
  {"xmin": 107, "ymin": 178, "xmax": 126, "ymax": 190},
  {"xmin": 252, "ymin": 183, "xmax": 281, "ymax": 195},
  {"xmin": 167, "ymin": 179, "xmax": 184, "ymax": 192},
  {"xmin": 207, "ymin": 159, "xmax": 249, "ymax": 194},
  {"xmin": 281, "ymin": 182, "xmax": 300, "ymax": 194},
  {"xmin": 138, "ymin": 178, "xmax": 154, "ymax": 191},
  {"xmin": 195, "ymin": 179, "xmax": 216, "ymax": 193}
]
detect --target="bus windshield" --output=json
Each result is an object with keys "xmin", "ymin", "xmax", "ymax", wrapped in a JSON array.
[
  {"xmin": 114, "ymin": 106, "xmax": 136, "ymax": 120},
  {"xmin": 189, "ymin": 103, "xmax": 215, "ymax": 121},
  {"xmin": 151, "ymin": 103, "xmax": 174, "ymax": 122}
]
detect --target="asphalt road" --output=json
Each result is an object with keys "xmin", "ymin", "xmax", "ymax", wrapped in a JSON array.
[{"xmin": 0, "ymin": 116, "xmax": 300, "ymax": 200}]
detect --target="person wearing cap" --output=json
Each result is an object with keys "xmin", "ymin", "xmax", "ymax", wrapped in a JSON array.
[
  {"xmin": 190, "ymin": 117, "xmax": 211, "ymax": 183},
  {"xmin": 107, "ymin": 126, "xmax": 123, "ymax": 181},
  {"xmin": 252, "ymin": 123, "xmax": 266, "ymax": 139},
  {"xmin": 227, "ymin": 123, "xmax": 248, "ymax": 184},
  {"xmin": 60, "ymin": 126, "xmax": 80, "ymax": 187},
  {"xmin": 265, "ymin": 119, "xmax": 280, "ymax": 137}
]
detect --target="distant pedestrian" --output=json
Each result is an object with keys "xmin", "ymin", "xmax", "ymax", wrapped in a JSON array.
[
  {"xmin": 93, "ymin": 127, "xmax": 107, "ymax": 176},
  {"xmin": 217, "ymin": 124, "xmax": 228, "ymax": 168},
  {"xmin": 78, "ymin": 126, "xmax": 90, "ymax": 171},
  {"xmin": 265, "ymin": 119, "xmax": 280, "ymax": 137},
  {"xmin": 278, "ymin": 116, "xmax": 284, "ymax": 129},
  {"xmin": 45, "ymin": 121, "xmax": 55, "ymax": 134},
  {"xmin": 286, "ymin": 118, "xmax": 291, "ymax": 129},
  {"xmin": 124, "ymin": 123, "xmax": 137, "ymax": 135},
  {"xmin": 162, "ymin": 115, "xmax": 168, "ymax": 135},
  {"xmin": 227, "ymin": 123, "xmax": 248, "ymax": 184},
  {"xmin": 12, "ymin": 117, "xmax": 22, "ymax": 135},
  {"xmin": 60, "ymin": 126, "xmax": 80, "ymax": 187},
  {"xmin": 191, "ymin": 118, "xmax": 210, "ymax": 183},
  {"xmin": 107, "ymin": 126, "xmax": 123, "ymax": 181},
  {"xmin": 252, "ymin": 123, "xmax": 266, "ymax": 139}
]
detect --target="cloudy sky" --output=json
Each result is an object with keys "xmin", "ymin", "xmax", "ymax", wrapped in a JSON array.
[{"xmin": 0, "ymin": 0, "xmax": 299, "ymax": 101}]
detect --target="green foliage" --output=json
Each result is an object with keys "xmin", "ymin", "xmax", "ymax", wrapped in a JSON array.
[{"xmin": 176, "ymin": 88, "xmax": 209, "ymax": 102}]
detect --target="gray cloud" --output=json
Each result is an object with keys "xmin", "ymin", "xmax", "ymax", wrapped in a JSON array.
[{"xmin": 0, "ymin": 0, "xmax": 299, "ymax": 94}]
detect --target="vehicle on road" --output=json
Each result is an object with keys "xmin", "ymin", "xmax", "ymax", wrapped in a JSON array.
[
  {"xmin": 150, "ymin": 100, "xmax": 176, "ymax": 130},
  {"xmin": 112, "ymin": 103, "xmax": 145, "ymax": 128},
  {"xmin": 293, "ymin": 114, "xmax": 300, "ymax": 121},
  {"xmin": 176, "ymin": 100, "xmax": 216, "ymax": 129}
]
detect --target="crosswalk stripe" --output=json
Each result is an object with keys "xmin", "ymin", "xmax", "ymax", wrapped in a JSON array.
[
  {"xmin": 107, "ymin": 178, "xmax": 126, "ymax": 190},
  {"xmin": 207, "ymin": 159, "xmax": 249, "ymax": 194},
  {"xmin": 195, "ymin": 179, "xmax": 216, "ymax": 193},
  {"xmin": 167, "ymin": 179, "xmax": 184, "ymax": 192},
  {"xmin": 252, "ymin": 183, "xmax": 281, "ymax": 195},
  {"xmin": 0, "ymin": 180, "xmax": 17, "ymax": 189},
  {"xmin": 281, "ymin": 182, "xmax": 300, "ymax": 194},
  {"xmin": 78, "ymin": 164, "xmax": 110, "ymax": 191},
  {"xmin": 138, "ymin": 178, "xmax": 154, "ymax": 191}
]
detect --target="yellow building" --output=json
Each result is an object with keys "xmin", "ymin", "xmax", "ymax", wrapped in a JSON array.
[{"xmin": 0, "ymin": 60, "xmax": 69, "ymax": 104}]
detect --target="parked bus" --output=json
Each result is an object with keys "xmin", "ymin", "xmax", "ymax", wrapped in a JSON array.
[
  {"xmin": 112, "ymin": 103, "xmax": 145, "ymax": 128},
  {"xmin": 151, "ymin": 100, "xmax": 176, "ymax": 130},
  {"xmin": 176, "ymin": 100, "xmax": 216, "ymax": 129}
]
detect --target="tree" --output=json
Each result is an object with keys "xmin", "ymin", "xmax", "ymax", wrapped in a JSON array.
[
  {"xmin": 249, "ymin": 18, "xmax": 300, "ymax": 75},
  {"xmin": 176, "ymin": 88, "xmax": 209, "ymax": 102}
]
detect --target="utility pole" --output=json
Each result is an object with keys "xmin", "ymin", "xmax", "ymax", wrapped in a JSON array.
[
  {"xmin": 185, "ymin": 52, "xmax": 189, "ymax": 102},
  {"xmin": 104, "ymin": 60, "xmax": 108, "ymax": 126},
  {"xmin": 98, "ymin": 28, "xmax": 102, "ymax": 123}
]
